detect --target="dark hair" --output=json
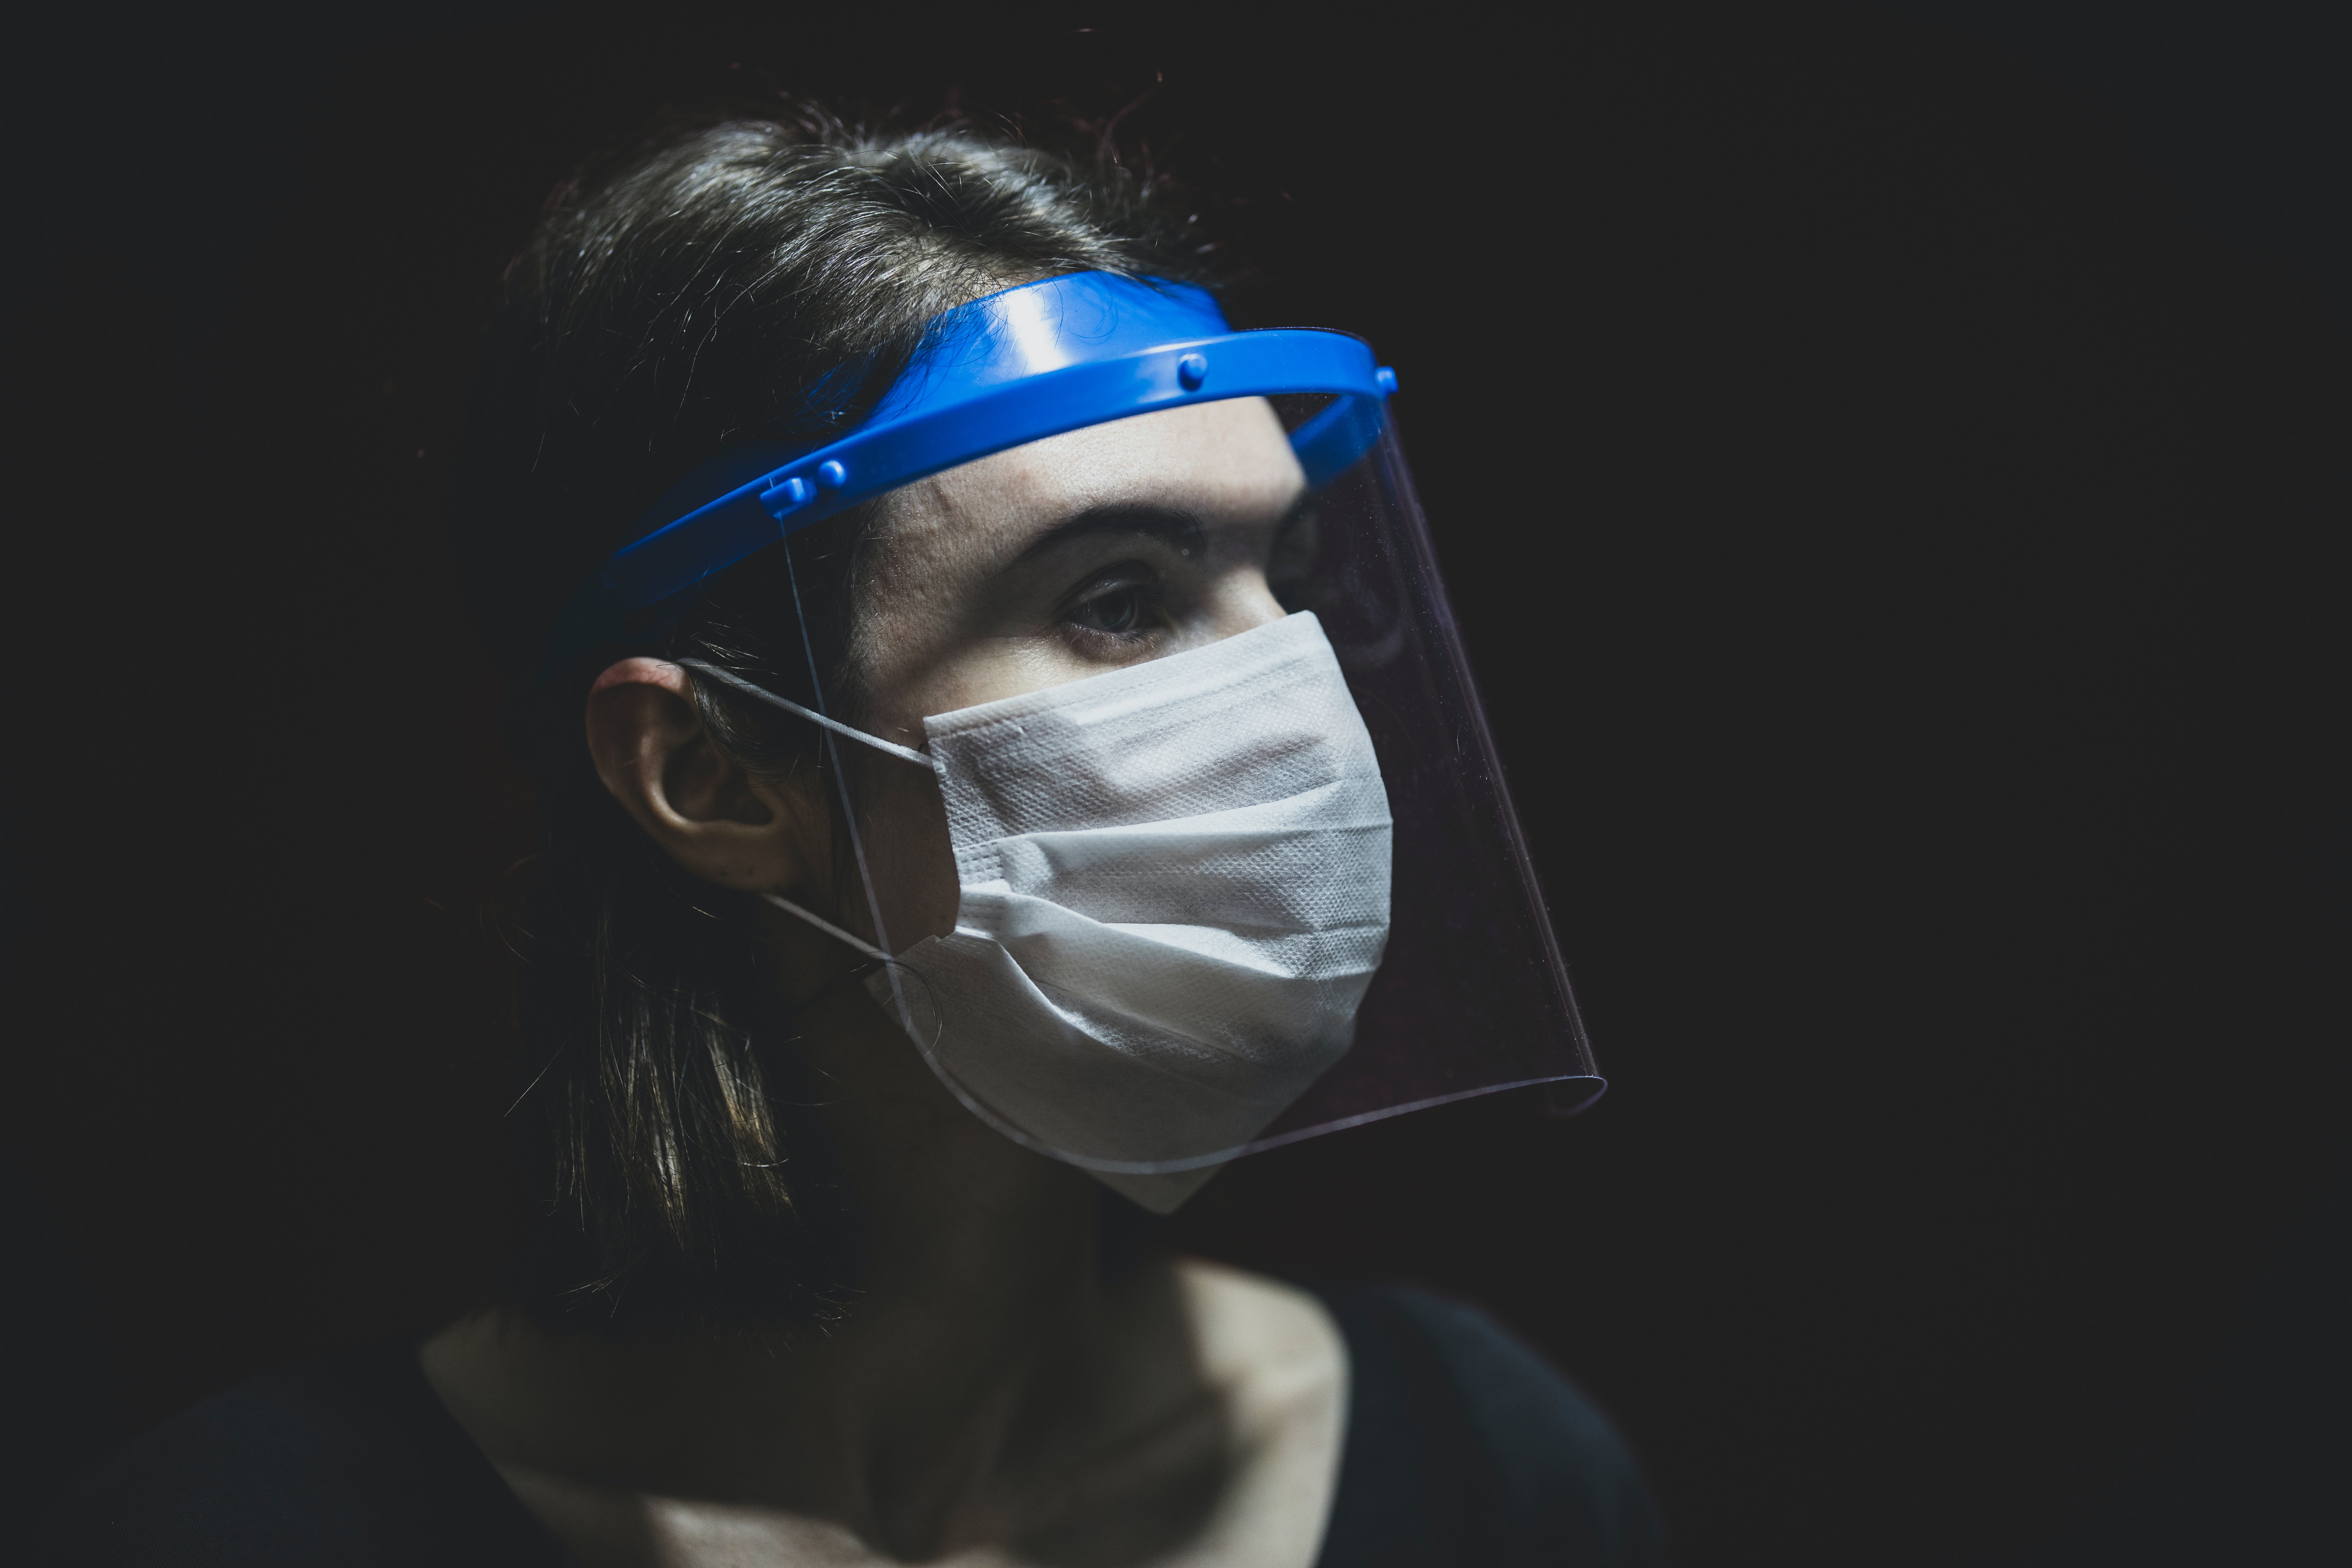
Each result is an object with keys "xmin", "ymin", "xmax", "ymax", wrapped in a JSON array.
[{"xmin": 453, "ymin": 118, "xmax": 1212, "ymax": 1334}]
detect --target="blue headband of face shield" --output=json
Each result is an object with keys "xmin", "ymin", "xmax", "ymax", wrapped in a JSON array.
[{"xmin": 600, "ymin": 272, "xmax": 1397, "ymax": 610}]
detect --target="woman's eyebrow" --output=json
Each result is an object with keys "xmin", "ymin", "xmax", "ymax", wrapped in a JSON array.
[{"xmin": 1008, "ymin": 503, "xmax": 1208, "ymax": 566}]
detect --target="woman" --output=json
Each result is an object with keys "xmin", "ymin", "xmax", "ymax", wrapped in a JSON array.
[{"xmin": 57, "ymin": 119, "xmax": 1663, "ymax": 1566}]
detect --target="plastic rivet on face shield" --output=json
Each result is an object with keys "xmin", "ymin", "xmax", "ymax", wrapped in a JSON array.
[{"xmin": 579, "ymin": 273, "xmax": 1602, "ymax": 1211}]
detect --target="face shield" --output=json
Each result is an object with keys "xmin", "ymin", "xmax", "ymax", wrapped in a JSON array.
[{"xmin": 598, "ymin": 273, "xmax": 1601, "ymax": 1210}]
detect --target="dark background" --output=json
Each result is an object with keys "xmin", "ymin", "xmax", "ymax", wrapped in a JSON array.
[{"xmin": 5, "ymin": 4, "xmax": 2348, "ymax": 1564}]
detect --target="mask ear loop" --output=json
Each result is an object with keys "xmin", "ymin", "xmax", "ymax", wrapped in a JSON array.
[
  {"xmin": 754, "ymin": 891, "xmax": 948, "ymax": 1074},
  {"xmin": 754, "ymin": 891, "xmax": 888, "ymax": 965},
  {"xmin": 674, "ymin": 545, "xmax": 935, "ymax": 1057},
  {"xmin": 677, "ymin": 659, "xmax": 930, "ymax": 766},
  {"xmin": 749, "ymin": 899, "xmax": 952, "ymax": 1136},
  {"xmin": 707, "ymin": 652, "xmax": 1032, "ymax": 1156},
  {"xmin": 754, "ymin": 879, "xmax": 1115, "ymax": 1171}
]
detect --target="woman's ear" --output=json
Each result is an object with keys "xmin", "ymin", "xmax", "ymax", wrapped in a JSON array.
[{"xmin": 584, "ymin": 658, "xmax": 822, "ymax": 892}]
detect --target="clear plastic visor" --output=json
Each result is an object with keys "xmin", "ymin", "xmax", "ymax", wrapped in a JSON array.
[{"xmin": 739, "ymin": 398, "xmax": 1599, "ymax": 1210}]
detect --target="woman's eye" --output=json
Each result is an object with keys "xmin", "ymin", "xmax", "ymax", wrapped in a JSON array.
[{"xmin": 1069, "ymin": 582, "xmax": 1150, "ymax": 636}]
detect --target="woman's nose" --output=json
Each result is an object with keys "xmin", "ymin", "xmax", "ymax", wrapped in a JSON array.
[{"xmin": 1206, "ymin": 568, "xmax": 1290, "ymax": 640}]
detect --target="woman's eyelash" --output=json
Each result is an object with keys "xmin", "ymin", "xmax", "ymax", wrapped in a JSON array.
[
  {"xmin": 1071, "ymin": 586, "xmax": 1147, "ymax": 633},
  {"xmin": 1063, "ymin": 566, "xmax": 1162, "ymax": 637}
]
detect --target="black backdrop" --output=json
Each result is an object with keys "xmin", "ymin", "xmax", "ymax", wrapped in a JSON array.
[{"xmin": 6, "ymin": 5, "xmax": 2349, "ymax": 1565}]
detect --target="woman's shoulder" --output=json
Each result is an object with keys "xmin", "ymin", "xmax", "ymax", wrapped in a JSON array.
[
  {"xmin": 1308, "ymin": 1282, "xmax": 1669, "ymax": 1568},
  {"xmin": 42, "ymin": 1340, "xmax": 568, "ymax": 1568}
]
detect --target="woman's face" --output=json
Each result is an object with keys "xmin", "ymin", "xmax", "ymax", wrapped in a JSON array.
[{"xmin": 821, "ymin": 396, "xmax": 1311, "ymax": 943}]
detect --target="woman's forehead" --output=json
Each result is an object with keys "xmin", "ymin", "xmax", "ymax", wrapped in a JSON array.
[{"xmin": 872, "ymin": 397, "xmax": 1307, "ymax": 573}]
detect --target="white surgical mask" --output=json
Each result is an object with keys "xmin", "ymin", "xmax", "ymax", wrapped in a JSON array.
[{"xmin": 698, "ymin": 611, "xmax": 1394, "ymax": 1213}]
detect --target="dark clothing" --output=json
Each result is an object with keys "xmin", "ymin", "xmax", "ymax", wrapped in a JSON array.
[
  {"xmin": 1313, "ymin": 1288, "xmax": 1666, "ymax": 1567},
  {"xmin": 48, "ymin": 1286, "xmax": 1666, "ymax": 1567}
]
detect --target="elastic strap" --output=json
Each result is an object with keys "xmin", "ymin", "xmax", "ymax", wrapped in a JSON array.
[
  {"xmin": 758, "ymin": 892, "xmax": 891, "ymax": 964},
  {"xmin": 677, "ymin": 659, "xmax": 932, "ymax": 766}
]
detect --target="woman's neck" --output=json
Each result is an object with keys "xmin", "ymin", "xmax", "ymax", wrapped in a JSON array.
[{"xmin": 423, "ymin": 931, "xmax": 1147, "ymax": 1559}]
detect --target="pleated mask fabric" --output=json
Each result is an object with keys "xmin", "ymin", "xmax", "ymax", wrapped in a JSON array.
[{"xmin": 868, "ymin": 611, "xmax": 1394, "ymax": 1211}]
